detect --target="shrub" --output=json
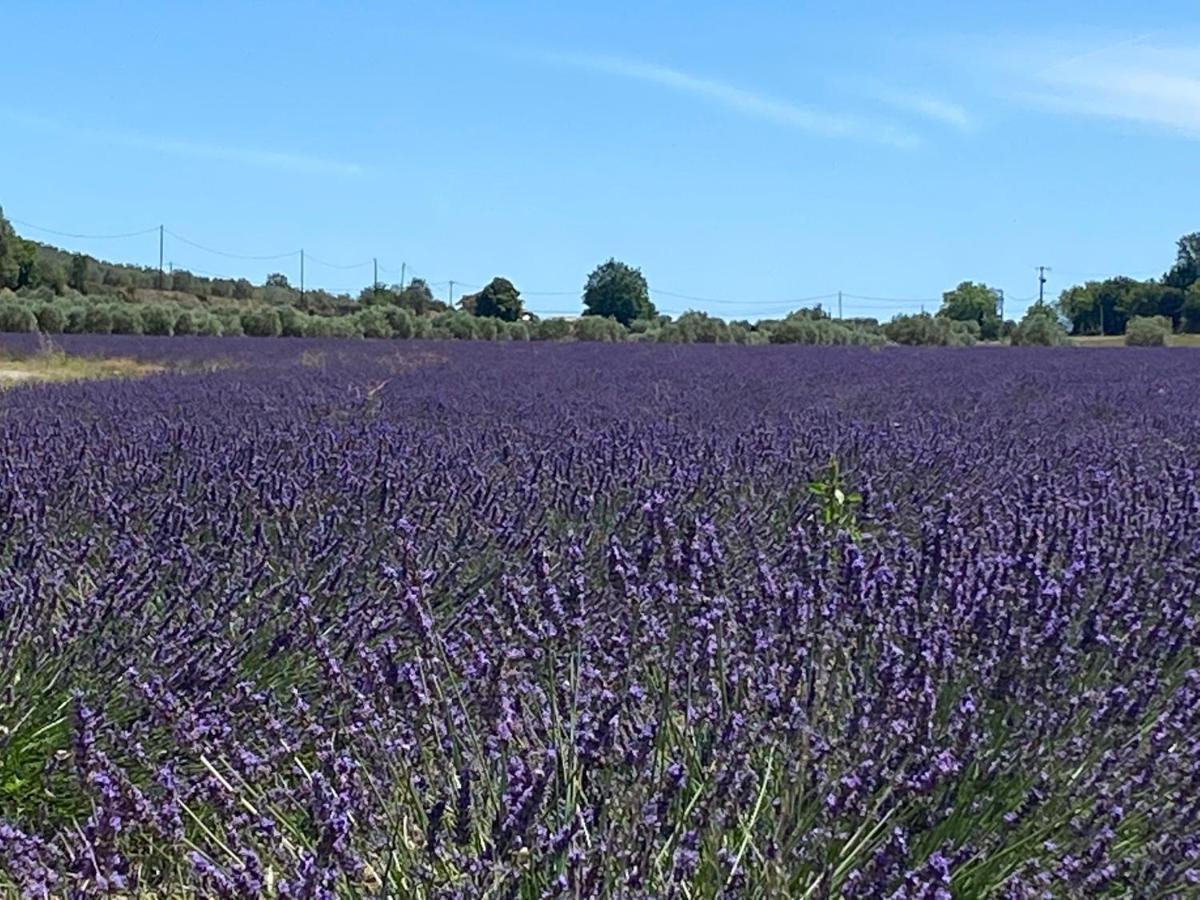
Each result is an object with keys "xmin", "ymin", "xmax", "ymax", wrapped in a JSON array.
[
  {"xmin": 769, "ymin": 317, "xmax": 881, "ymax": 346},
  {"xmin": 384, "ymin": 306, "xmax": 415, "ymax": 339},
  {"xmin": 241, "ymin": 308, "xmax": 282, "ymax": 337},
  {"xmin": 659, "ymin": 310, "xmax": 732, "ymax": 344},
  {"xmin": 324, "ymin": 316, "xmax": 363, "ymax": 338},
  {"xmin": 1125, "ymin": 315, "xmax": 1172, "ymax": 347},
  {"xmin": 141, "ymin": 305, "xmax": 175, "ymax": 336},
  {"xmin": 532, "ymin": 318, "xmax": 573, "ymax": 341},
  {"xmin": 572, "ymin": 315, "xmax": 626, "ymax": 342},
  {"xmin": 214, "ymin": 309, "xmax": 245, "ymax": 337},
  {"xmin": 503, "ymin": 321, "xmax": 530, "ymax": 341},
  {"xmin": 63, "ymin": 306, "xmax": 88, "ymax": 334},
  {"xmin": 110, "ymin": 306, "xmax": 144, "ymax": 335},
  {"xmin": 83, "ymin": 305, "xmax": 114, "ymax": 334},
  {"xmin": 884, "ymin": 313, "xmax": 976, "ymax": 346},
  {"xmin": 1011, "ymin": 305, "xmax": 1069, "ymax": 346},
  {"xmin": 355, "ymin": 307, "xmax": 394, "ymax": 339},
  {"xmin": 431, "ymin": 310, "xmax": 477, "ymax": 340},
  {"xmin": 473, "ymin": 317, "xmax": 499, "ymax": 341},
  {"xmin": 195, "ymin": 313, "xmax": 224, "ymax": 336},
  {"xmin": 277, "ymin": 306, "xmax": 308, "ymax": 337},
  {"xmin": 173, "ymin": 309, "xmax": 197, "ymax": 336},
  {"xmin": 0, "ymin": 301, "xmax": 38, "ymax": 332},
  {"xmin": 35, "ymin": 304, "xmax": 66, "ymax": 334}
]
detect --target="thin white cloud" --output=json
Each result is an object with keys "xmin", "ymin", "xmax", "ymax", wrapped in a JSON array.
[
  {"xmin": 541, "ymin": 52, "xmax": 921, "ymax": 148},
  {"xmin": 998, "ymin": 35, "xmax": 1200, "ymax": 139},
  {"xmin": 1, "ymin": 109, "xmax": 363, "ymax": 176},
  {"xmin": 869, "ymin": 88, "xmax": 973, "ymax": 131}
]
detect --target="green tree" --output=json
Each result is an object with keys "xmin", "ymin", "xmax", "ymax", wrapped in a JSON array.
[
  {"xmin": 277, "ymin": 305, "xmax": 308, "ymax": 337},
  {"xmin": 355, "ymin": 307, "xmax": 394, "ymax": 338},
  {"xmin": 173, "ymin": 309, "xmax": 196, "ymax": 335},
  {"xmin": 265, "ymin": 273, "xmax": 291, "ymax": 290},
  {"xmin": 232, "ymin": 279, "xmax": 254, "ymax": 300},
  {"xmin": 573, "ymin": 315, "xmax": 626, "ymax": 342},
  {"xmin": 68, "ymin": 254, "xmax": 90, "ymax": 294},
  {"xmin": 397, "ymin": 278, "xmax": 443, "ymax": 315},
  {"xmin": 241, "ymin": 308, "xmax": 283, "ymax": 337},
  {"xmin": 0, "ymin": 207, "xmax": 18, "ymax": 288},
  {"xmin": 938, "ymin": 281, "xmax": 1001, "ymax": 340},
  {"xmin": 582, "ymin": 259, "xmax": 654, "ymax": 326},
  {"xmin": 12, "ymin": 241, "xmax": 39, "ymax": 289},
  {"xmin": 1010, "ymin": 303, "xmax": 1068, "ymax": 346},
  {"xmin": 35, "ymin": 304, "xmax": 66, "ymax": 333},
  {"xmin": 170, "ymin": 269, "xmax": 196, "ymax": 294},
  {"xmin": 1164, "ymin": 233, "xmax": 1200, "ymax": 290},
  {"xmin": 83, "ymin": 305, "xmax": 114, "ymax": 334},
  {"xmin": 0, "ymin": 301, "xmax": 38, "ymax": 332},
  {"xmin": 469, "ymin": 277, "xmax": 524, "ymax": 321},
  {"xmin": 1182, "ymin": 286, "xmax": 1200, "ymax": 333},
  {"xmin": 141, "ymin": 305, "xmax": 175, "ymax": 335},
  {"xmin": 110, "ymin": 306, "xmax": 144, "ymax": 335}
]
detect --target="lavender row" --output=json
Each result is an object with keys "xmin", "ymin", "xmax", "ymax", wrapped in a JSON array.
[{"xmin": 1, "ymin": 340, "xmax": 1197, "ymax": 897}]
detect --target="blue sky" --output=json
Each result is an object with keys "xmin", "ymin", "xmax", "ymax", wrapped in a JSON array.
[{"xmin": 3, "ymin": 1, "xmax": 1198, "ymax": 320}]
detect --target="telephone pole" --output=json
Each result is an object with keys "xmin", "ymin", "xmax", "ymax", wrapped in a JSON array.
[
  {"xmin": 449, "ymin": 280, "xmax": 455, "ymax": 306},
  {"xmin": 837, "ymin": 290, "xmax": 843, "ymax": 319},
  {"xmin": 299, "ymin": 249, "xmax": 305, "ymax": 308},
  {"xmin": 1037, "ymin": 266, "xmax": 1051, "ymax": 305},
  {"xmin": 373, "ymin": 258, "xmax": 378, "ymax": 294},
  {"xmin": 400, "ymin": 262, "xmax": 406, "ymax": 292},
  {"xmin": 158, "ymin": 225, "xmax": 164, "ymax": 290},
  {"xmin": 994, "ymin": 288, "xmax": 1005, "ymax": 321}
]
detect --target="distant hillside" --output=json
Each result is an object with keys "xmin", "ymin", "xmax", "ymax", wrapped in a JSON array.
[{"xmin": 0, "ymin": 208, "xmax": 448, "ymax": 318}]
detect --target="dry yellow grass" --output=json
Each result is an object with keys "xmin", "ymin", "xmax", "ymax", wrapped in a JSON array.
[
  {"xmin": 0, "ymin": 350, "xmax": 163, "ymax": 386},
  {"xmin": 1071, "ymin": 334, "xmax": 1200, "ymax": 348}
]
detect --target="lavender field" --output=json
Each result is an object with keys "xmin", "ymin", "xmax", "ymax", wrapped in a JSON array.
[{"xmin": 1, "ymin": 337, "xmax": 1198, "ymax": 898}]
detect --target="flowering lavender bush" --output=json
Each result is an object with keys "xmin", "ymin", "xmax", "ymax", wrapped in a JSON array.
[{"xmin": 0, "ymin": 338, "xmax": 1197, "ymax": 897}]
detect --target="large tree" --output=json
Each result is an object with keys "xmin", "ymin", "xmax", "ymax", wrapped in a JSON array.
[
  {"xmin": 471, "ymin": 277, "xmax": 523, "ymax": 321},
  {"xmin": 1057, "ymin": 277, "xmax": 1185, "ymax": 335},
  {"xmin": 0, "ymin": 206, "xmax": 19, "ymax": 289},
  {"xmin": 582, "ymin": 259, "xmax": 654, "ymax": 326},
  {"xmin": 1165, "ymin": 232, "xmax": 1200, "ymax": 290},
  {"xmin": 68, "ymin": 253, "xmax": 89, "ymax": 293},
  {"xmin": 937, "ymin": 281, "xmax": 1001, "ymax": 340}
]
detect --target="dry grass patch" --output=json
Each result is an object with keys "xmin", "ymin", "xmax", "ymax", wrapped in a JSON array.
[{"xmin": 0, "ymin": 349, "xmax": 164, "ymax": 386}]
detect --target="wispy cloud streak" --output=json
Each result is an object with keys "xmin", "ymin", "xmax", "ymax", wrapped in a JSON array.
[
  {"xmin": 869, "ymin": 88, "xmax": 973, "ymax": 131},
  {"xmin": 540, "ymin": 52, "xmax": 921, "ymax": 148},
  {"xmin": 1000, "ymin": 35, "xmax": 1200, "ymax": 139}
]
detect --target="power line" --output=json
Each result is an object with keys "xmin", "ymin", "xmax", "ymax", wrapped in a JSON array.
[
  {"xmin": 840, "ymin": 297, "xmax": 940, "ymax": 309},
  {"xmin": 305, "ymin": 253, "xmax": 372, "ymax": 270},
  {"xmin": 12, "ymin": 219, "xmax": 159, "ymax": 240},
  {"xmin": 651, "ymin": 288, "xmax": 838, "ymax": 308},
  {"xmin": 163, "ymin": 229, "xmax": 299, "ymax": 261}
]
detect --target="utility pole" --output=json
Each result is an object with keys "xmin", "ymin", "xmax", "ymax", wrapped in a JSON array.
[
  {"xmin": 1037, "ymin": 266, "xmax": 1051, "ymax": 305},
  {"xmin": 837, "ymin": 290, "xmax": 843, "ymax": 319},
  {"xmin": 449, "ymin": 280, "xmax": 455, "ymax": 306},
  {"xmin": 995, "ymin": 288, "xmax": 1005, "ymax": 321},
  {"xmin": 373, "ymin": 258, "xmax": 378, "ymax": 294},
  {"xmin": 400, "ymin": 262, "xmax": 406, "ymax": 292},
  {"xmin": 300, "ymin": 249, "xmax": 305, "ymax": 308},
  {"xmin": 158, "ymin": 225, "xmax": 164, "ymax": 290}
]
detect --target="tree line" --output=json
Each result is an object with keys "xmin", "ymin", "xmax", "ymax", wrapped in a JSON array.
[{"xmin": 2, "ymin": 207, "xmax": 1192, "ymax": 346}]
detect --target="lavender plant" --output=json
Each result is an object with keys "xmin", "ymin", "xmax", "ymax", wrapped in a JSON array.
[{"xmin": 0, "ymin": 336, "xmax": 1197, "ymax": 897}]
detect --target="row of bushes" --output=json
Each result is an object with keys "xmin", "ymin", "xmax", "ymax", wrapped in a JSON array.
[{"xmin": 0, "ymin": 290, "xmax": 1080, "ymax": 347}]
